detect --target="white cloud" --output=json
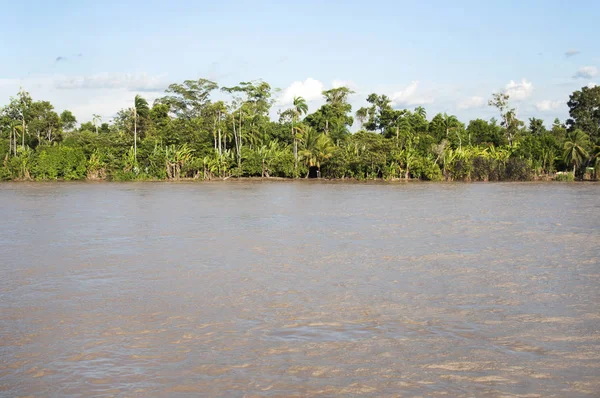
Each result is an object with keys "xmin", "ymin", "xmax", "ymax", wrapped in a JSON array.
[
  {"xmin": 0, "ymin": 73, "xmax": 167, "ymax": 123},
  {"xmin": 390, "ymin": 81, "xmax": 433, "ymax": 107},
  {"xmin": 331, "ymin": 79, "xmax": 358, "ymax": 91},
  {"xmin": 457, "ymin": 96, "xmax": 485, "ymax": 110},
  {"xmin": 587, "ymin": 82, "xmax": 597, "ymax": 88},
  {"xmin": 504, "ymin": 78, "xmax": 533, "ymax": 100},
  {"xmin": 54, "ymin": 72, "xmax": 168, "ymax": 91},
  {"xmin": 573, "ymin": 66, "xmax": 598, "ymax": 79},
  {"xmin": 565, "ymin": 49, "xmax": 580, "ymax": 57},
  {"xmin": 535, "ymin": 100, "xmax": 562, "ymax": 112},
  {"xmin": 278, "ymin": 78, "xmax": 324, "ymax": 105}
]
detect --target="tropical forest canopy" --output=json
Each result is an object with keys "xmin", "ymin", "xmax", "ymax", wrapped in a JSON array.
[{"xmin": 1, "ymin": 79, "xmax": 599, "ymax": 182}]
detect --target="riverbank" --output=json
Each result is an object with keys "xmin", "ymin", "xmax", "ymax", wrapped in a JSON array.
[{"xmin": 3, "ymin": 174, "xmax": 597, "ymax": 183}]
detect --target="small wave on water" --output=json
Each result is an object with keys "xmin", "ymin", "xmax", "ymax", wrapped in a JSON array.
[{"xmin": 1, "ymin": 182, "xmax": 599, "ymax": 396}]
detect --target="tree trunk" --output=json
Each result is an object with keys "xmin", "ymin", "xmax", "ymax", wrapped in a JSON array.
[
  {"xmin": 238, "ymin": 108, "xmax": 242, "ymax": 170},
  {"xmin": 292, "ymin": 121, "xmax": 297, "ymax": 169},
  {"xmin": 213, "ymin": 115, "xmax": 217, "ymax": 151},
  {"xmin": 218, "ymin": 111, "xmax": 222, "ymax": 156},
  {"xmin": 218, "ymin": 128, "xmax": 222, "ymax": 156},
  {"xmin": 232, "ymin": 113, "xmax": 241, "ymax": 171},
  {"xmin": 22, "ymin": 118, "xmax": 25, "ymax": 150},
  {"xmin": 134, "ymin": 110, "xmax": 137, "ymax": 161}
]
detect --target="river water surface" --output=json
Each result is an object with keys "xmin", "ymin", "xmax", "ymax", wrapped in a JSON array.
[{"xmin": 1, "ymin": 182, "xmax": 599, "ymax": 397}]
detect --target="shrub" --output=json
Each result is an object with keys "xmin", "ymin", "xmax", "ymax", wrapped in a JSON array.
[
  {"xmin": 35, "ymin": 146, "xmax": 87, "ymax": 180},
  {"xmin": 504, "ymin": 157, "xmax": 532, "ymax": 181},
  {"xmin": 411, "ymin": 156, "xmax": 442, "ymax": 181},
  {"xmin": 471, "ymin": 156, "xmax": 491, "ymax": 181},
  {"xmin": 555, "ymin": 172, "xmax": 575, "ymax": 181},
  {"xmin": 0, "ymin": 166, "xmax": 11, "ymax": 181}
]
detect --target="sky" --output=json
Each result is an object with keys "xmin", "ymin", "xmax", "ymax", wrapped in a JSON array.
[{"xmin": 1, "ymin": 0, "xmax": 599, "ymax": 127}]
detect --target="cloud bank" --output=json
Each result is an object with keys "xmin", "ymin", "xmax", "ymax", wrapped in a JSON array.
[
  {"xmin": 390, "ymin": 81, "xmax": 433, "ymax": 107},
  {"xmin": 573, "ymin": 66, "xmax": 598, "ymax": 79},
  {"xmin": 504, "ymin": 79, "xmax": 533, "ymax": 100},
  {"xmin": 278, "ymin": 78, "xmax": 324, "ymax": 105},
  {"xmin": 457, "ymin": 96, "xmax": 485, "ymax": 110},
  {"xmin": 535, "ymin": 100, "xmax": 561, "ymax": 112}
]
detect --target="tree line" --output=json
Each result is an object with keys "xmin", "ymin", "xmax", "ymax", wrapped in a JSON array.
[{"xmin": 1, "ymin": 79, "xmax": 599, "ymax": 182}]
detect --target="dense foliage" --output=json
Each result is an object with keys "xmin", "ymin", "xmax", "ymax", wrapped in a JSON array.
[{"xmin": 1, "ymin": 80, "xmax": 599, "ymax": 182}]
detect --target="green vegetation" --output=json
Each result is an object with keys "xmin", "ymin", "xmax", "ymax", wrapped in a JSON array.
[{"xmin": 1, "ymin": 81, "xmax": 600, "ymax": 182}]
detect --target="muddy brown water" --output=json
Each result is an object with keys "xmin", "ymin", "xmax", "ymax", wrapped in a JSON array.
[{"xmin": 1, "ymin": 182, "xmax": 599, "ymax": 397}]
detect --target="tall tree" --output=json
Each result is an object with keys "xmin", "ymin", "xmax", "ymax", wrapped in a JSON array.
[
  {"xmin": 290, "ymin": 96, "xmax": 308, "ymax": 169},
  {"xmin": 488, "ymin": 93, "xmax": 522, "ymax": 146},
  {"xmin": 355, "ymin": 107, "xmax": 368, "ymax": 129},
  {"xmin": 92, "ymin": 114, "xmax": 101, "ymax": 134},
  {"xmin": 563, "ymin": 129, "xmax": 591, "ymax": 174},
  {"xmin": 529, "ymin": 117, "xmax": 547, "ymax": 136},
  {"xmin": 442, "ymin": 113, "xmax": 462, "ymax": 141},
  {"xmin": 60, "ymin": 110, "xmax": 77, "ymax": 131},
  {"xmin": 5, "ymin": 89, "xmax": 33, "ymax": 150},
  {"xmin": 567, "ymin": 85, "xmax": 600, "ymax": 143},
  {"xmin": 222, "ymin": 80, "xmax": 275, "ymax": 169},
  {"xmin": 157, "ymin": 78, "xmax": 218, "ymax": 119},
  {"xmin": 299, "ymin": 126, "xmax": 336, "ymax": 178},
  {"xmin": 305, "ymin": 87, "xmax": 354, "ymax": 144},
  {"xmin": 357, "ymin": 93, "xmax": 394, "ymax": 134},
  {"xmin": 133, "ymin": 95, "xmax": 149, "ymax": 160},
  {"xmin": 29, "ymin": 101, "xmax": 61, "ymax": 145}
]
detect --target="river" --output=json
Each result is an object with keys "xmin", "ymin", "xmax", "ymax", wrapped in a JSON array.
[{"xmin": 1, "ymin": 181, "xmax": 599, "ymax": 396}]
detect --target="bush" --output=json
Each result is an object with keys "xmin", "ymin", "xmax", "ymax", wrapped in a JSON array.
[
  {"xmin": 0, "ymin": 166, "xmax": 11, "ymax": 181},
  {"xmin": 240, "ymin": 148, "xmax": 262, "ymax": 177},
  {"xmin": 271, "ymin": 151, "xmax": 297, "ymax": 178},
  {"xmin": 471, "ymin": 156, "xmax": 492, "ymax": 181},
  {"xmin": 35, "ymin": 146, "xmax": 87, "ymax": 180},
  {"xmin": 411, "ymin": 156, "xmax": 442, "ymax": 181},
  {"xmin": 504, "ymin": 157, "xmax": 532, "ymax": 181},
  {"xmin": 555, "ymin": 172, "xmax": 575, "ymax": 181},
  {"xmin": 449, "ymin": 158, "xmax": 472, "ymax": 181}
]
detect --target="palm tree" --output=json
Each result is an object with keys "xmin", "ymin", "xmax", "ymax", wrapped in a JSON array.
[
  {"xmin": 299, "ymin": 127, "xmax": 336, "ymax": 178},
  {"xmin": 92, "ymin": 114, "xmax": 101, "ymax": 134},
  {"xmin": 563, "ymin": 129, "xmax": 590, "ymax": 175},
  {"xmin": 10, "ymin": 120, "xmax": 22, "ymax": 156},
  {"xmin": 290, "ymin": 96, "xmax": 308, "ymax": 170},
  {"xmin": 591, "ymin": 145, "xmax": 600, "ymax": 180},
  {"xmin": 133, "ymin": 95, "xmax": 149, "ymax": 161},
  {"xmin": 414, "ymin": 106, "xmax": 427, "ymax": 119},
  {"xmin": 442, "ymin": 113, "xmax": 462, "ymax": 147}
]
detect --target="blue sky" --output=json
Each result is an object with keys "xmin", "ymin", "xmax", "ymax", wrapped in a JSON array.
[{"xmin": 1, "ymin": 0, "xmax": 599, "ymax": 126}]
